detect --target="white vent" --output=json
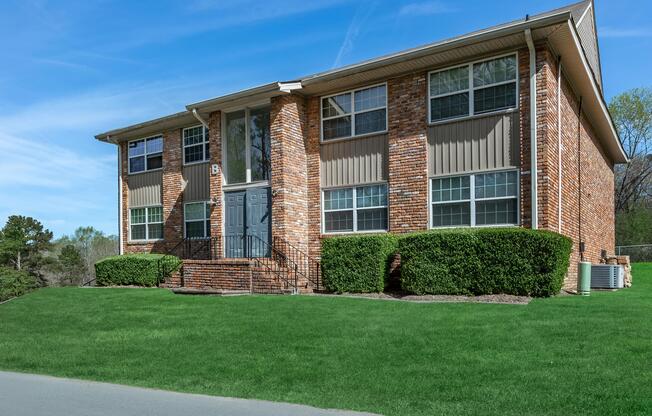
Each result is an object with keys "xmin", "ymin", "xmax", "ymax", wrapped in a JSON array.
[{"xmin": 591, "ymin": 264, "xmax": 624, "ymax": 289}]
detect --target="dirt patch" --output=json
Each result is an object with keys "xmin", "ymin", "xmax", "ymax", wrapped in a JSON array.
[{"xmin": 311, "ymin": 292, "xmax": 532, "ymax": 304}]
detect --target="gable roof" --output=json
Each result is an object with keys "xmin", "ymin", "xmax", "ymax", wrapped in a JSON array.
[{"xmin": 95, "ymin": 1, "xmax": 626, "ymax": 163}]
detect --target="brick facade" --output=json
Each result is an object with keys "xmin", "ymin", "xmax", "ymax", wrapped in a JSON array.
[{"xmin": 118, "ymin": 44, "xmax": 616, "ymax": 293}]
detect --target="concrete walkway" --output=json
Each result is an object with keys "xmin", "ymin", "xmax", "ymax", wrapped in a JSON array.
[{"xmin": 0, "ymin": 371, "xmax": 380, "ymax": 416}]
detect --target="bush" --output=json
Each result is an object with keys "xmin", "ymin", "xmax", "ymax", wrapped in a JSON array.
[
  {"xmin": 94, "ymin": 254, "xmax": 181, "ymax": 287},
  {"xmin": 321, "ymin": 234, "xmax": 398, "ymax": 293},
  {"xmin": 399, "ymin": 228, "xmax": 572, "ymax": 297},
  {"xmin": 0, "ymin": 267, "xmax": 38, "ymax": 301}
]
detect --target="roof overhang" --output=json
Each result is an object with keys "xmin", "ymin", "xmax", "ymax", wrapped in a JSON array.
[
  {"xmin": 548, "ymin": 20, "xmax": 628, "ymax": 163},
  {"xmin": 95, "ymin": 111, "xmax": 197, "ymax": 143}
]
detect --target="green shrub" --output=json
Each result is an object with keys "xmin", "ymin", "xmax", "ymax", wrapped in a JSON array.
[
  {"xmin": 399, "ymin": 228, "xmax": 572, "ymax": 297},
  {"xmin": 0, "ymin": 267, "xmax": 38, "ymax": 301},
  {"xmin": 321, "ymin": 234, "xmax": 398, "ymax": 293},
  {"xmin": 94, "ymin": 254, "xmax": 181, "ymax": 287}
]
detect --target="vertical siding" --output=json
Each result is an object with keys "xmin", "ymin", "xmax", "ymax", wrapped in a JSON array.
[
  {"xmin": 576, "ymin": 11, "xmax": 602, "ymax": 87},
  {"xmin": 428, "ymin": 112, "xmax": 519, "ymax": 176},
  {"xmin": 128, "ymin": 171, "xmax": 162, "ymax": 207},
  {"xmin": 183, "ymin": 163, "xmax": 210, "ymax": 202},
  {"xmin": 320, "ymin": 134, "xmax": 388, "ymax": 187}
]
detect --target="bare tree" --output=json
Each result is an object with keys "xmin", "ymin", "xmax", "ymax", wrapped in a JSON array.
[{"xmin": 609, "ymin": 88, "xmax": 652, "ymax": 212}]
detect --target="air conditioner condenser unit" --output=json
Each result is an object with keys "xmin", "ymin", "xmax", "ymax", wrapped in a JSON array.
[{"xmin": 590, "ymin": 264, "xmax": 624, "ymax": 289}]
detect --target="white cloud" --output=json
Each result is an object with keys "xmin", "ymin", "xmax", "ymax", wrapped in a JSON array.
[
  {"xmin": 398, "ymin": 1, "xmax": 454, "ymax": 16},
  {"xmin": 600, "ymin": 27, "xmax": 652, "ymax": 39},
  {"xmin": 333, "ymin": 2, "xmax": 379, "ymax": 68}
]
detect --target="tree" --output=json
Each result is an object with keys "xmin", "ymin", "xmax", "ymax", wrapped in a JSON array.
[
  {"xmin": 0, "ymin": 216, "xmax": 53, "ymax": 272},
  {"xmin": 609, "ymin": 88, "xmax": 652, "ymax": 212},
  {"xmin": 54, "ymin": 227, "xmax": 118, "ymax": 284},
  {"xmin": 57, "ymin": 244, "xmax": 85, "ymax": 286}
]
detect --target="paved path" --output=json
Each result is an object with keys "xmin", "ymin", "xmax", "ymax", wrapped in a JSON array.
[{"xmin": 0, "ymin": 371, "xmax": 380, "ymax": 416}]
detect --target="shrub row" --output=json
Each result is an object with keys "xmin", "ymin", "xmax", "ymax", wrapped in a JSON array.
[
  {"xmin": 0, "ymin": 267, "xmax": 38, "ymax": 302},
  {"xmin": 321, "ymin": 228, "xmax": 572, "ymax": 297},
  {"xmin": 321, "ymin": 234, "xmax": 398, "ymax": 293},
  {"xmin": 94, "ymin": 254, "xmax": 181, "ymax": 287}
]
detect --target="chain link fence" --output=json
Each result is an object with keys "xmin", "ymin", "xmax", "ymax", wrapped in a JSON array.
[{"xmin": 616, "ymin": 245, "xmax": 652, "ymax": 263}]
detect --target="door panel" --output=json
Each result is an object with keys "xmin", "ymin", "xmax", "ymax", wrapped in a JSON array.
[{"xmin": 224, "ymin": 187, "xmax": 271, "ymax": 258}]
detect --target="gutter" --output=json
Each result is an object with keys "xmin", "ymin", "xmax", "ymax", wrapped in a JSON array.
[
  {"xmin": 191, "ymin": 108, "xmax": 209, "ymax": 129},
  {"xmin": 525, "ymin": 28, "xmax": 538, "ymax": 230}
]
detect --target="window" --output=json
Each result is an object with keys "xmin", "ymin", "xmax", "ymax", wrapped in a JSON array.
[
  {"xmin": 322, "ymin": 84, "xmax": 387, "ymax": 141},
  {"xmin": 128, "ymin": 136, "xmax": 163, "ymax": 174},
  {"xmin": 224, "ymin": 107, "xmax": 271, "ymax": 185},
  {"xmin": 184, "ymin": 202, "xmax": 211, "ymax": 239},
  {"xmin": 431, "ymin": 170, "xmax": 518, "ymax": 227},
  {"xmin": 429, "ymin": 54, "xmax": 517, "ymax": 122},
  {"xmin": 130, "ymin": 206, "xmax": 163, "ymax": 241},
  {"xmin": 183, "ymin": 126, "xmax": 209, "ymax": 164},
  {"xmin": 323, "ymin": 184, "xmax": 388, "ymax": 233}
]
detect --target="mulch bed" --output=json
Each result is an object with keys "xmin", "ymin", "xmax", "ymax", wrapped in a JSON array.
[{"xmin": 311, "ymin": 292, "xmax": 532, "ymax": 304}]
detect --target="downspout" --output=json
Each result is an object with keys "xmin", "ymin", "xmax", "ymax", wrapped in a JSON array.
[
  {"xmin": 191, "ymin": 108, "xmax": 209, "ymax": 129},
  {"xmin": 111, "ymin": 136, "xmax": 124, "ymax": 255},
  {"xmin": 557, "ymin": 58, "xmax": 562, "ymax": 233},
  {"xmin": 525, "ymin": 28, "xmax": 538, "ymax": 229}
]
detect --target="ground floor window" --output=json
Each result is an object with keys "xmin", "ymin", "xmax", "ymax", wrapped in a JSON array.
[
  {"xmin": 130, "ymin": 206, "xmax": 163, "ymax": 241},
  {"xmin": 184, "ymin": 202, "xmax": 211, "ymax": 238},
  {"xmin": 323, "ymin": 184, "xmax": 388, "ymax": 233},
  {"xmin": 431, "ymin": 170, "xmax": 518, "ymax": 227}
]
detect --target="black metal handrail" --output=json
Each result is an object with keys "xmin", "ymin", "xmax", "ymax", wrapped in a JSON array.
[{"xmin": 272, "ymin": 236, "xmax": 322, "ymax": 291}]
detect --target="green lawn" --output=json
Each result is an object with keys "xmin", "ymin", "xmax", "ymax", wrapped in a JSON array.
[{"xmin": 1, "ymin": 265, "xmax": 651, "ymax": 416}]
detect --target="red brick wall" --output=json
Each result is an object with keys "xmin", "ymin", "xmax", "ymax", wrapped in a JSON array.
[
  {"xmin": 181, "ymin": 259, "xmax": 252, "ymax": 290},
  {"xmin": 162, "ymin": 129, "xmax": 184, "ymax": 243},
  {"xmin": 306, "ymin": 96, "xmax": 322, "ymax": 258},
  {"xmin": 387, "ymin": 73, "xmax": 429, "ymax": 233},
  {"xmin": 208, "ymin": 111, "xmax": 223, "ymax": 252},
  {"xmin": 270, "ymin": 94, "xmax": 309, "ymax": 253}
]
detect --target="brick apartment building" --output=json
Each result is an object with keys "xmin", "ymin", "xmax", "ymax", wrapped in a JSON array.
[{"xmin": 96, "ymin": 1, "xmax": 627, "ymax": 293}]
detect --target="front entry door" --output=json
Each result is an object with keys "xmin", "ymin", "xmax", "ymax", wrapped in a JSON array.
[{"xmin": 224, "ymin": 187, "xmax": 271, "ymax": 258}]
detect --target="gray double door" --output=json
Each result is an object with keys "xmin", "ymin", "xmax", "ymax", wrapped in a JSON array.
[{"xmin": 224, "ymin": 187, "xmax": 271, "ymax": 258}]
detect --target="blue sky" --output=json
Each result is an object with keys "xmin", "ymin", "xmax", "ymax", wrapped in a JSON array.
[{"xmin": 0, "ymin": 0, "xmax": 650, "ymax": 238}]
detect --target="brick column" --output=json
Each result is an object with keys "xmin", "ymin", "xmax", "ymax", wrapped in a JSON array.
[
  {"xmin": 162, "ymin": 129, "xmax": 184, "ymax": 246},
  {"xmin": 120, "ymin": 142, "xmax": 130, "ymax": 254},
  {"xmin": 387, "ymin": 73, "xmax": 429, "ymax": 233},
  {"xmin": 270, "ymin": 94, "xmax": 309, "ymax": 253},
  {"xmin": 208, "ymin": 111, "xmax": 223, "ymax": 249},
  {"xmin": 306, "ymin": 96, "xmax": 322, "ymax": 258}
]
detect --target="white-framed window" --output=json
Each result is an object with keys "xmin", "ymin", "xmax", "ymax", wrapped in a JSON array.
[
  {"xmin": 428, "ymin": 53, "xmax": 518, "ymax": 123},
  {"xmin": 431, "ymin": 170, "xmax": 519, "ymax": 228},
  {"xmin": 130, "ymin": 206, "xmax": 163, "ymax": 241},
  {"xmin": 323, "ymin": 183, "xmax": 388, "ymax": 233},
  {"xmin": 321, "ymin": 83, "xmax": 387, "ymax": 141},
  {"xmin": 128, "ymin": 136, "xmax": 163, "ymax": 174},
  {"xmin": 184, "ymin": 201, "xmax": 211, "ymax": 239},
  {"xmin": 223, "ymin": 106, "xmax": 271, "ymax": 185},
  {"xmin": 183, "ymin": 126, "xmax": 209, "ymax": 165}
]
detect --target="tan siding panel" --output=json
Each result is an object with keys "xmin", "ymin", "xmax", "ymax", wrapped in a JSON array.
[
  {"xmin": 428, "ymin": 112, "xmax": 519, "ymax": 176},
  {"xmin": 320, "ymin": 134, "xmax": 388, "ymax": 187},
  {"xmin": 128, "ymin": 171, "xmax": 162, "ymax": 207},
  {"xmin": 576, "ymin": 13, "xmax": 601, "ymax": 87},
  {"xmin": 183, "ymin": 163, "xmax": 210, "ymax": 202}
]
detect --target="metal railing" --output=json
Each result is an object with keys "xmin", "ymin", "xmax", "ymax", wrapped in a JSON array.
[
  {"xmin": 272, "ymin": 237, "xmax": 323, "ymax": 291},
  {"xmin": 616, "ymin": 244, "xmax": 652, "ymax": 262}
]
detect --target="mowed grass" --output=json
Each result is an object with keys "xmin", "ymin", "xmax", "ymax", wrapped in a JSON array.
[{"xmin": 1, "ymin": 265, "xmax": 651, "ymax": 415}]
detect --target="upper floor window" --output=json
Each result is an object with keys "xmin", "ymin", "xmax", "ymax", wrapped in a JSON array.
[
  {"xmin": 224, "ymin": 107, "xmax": 270, "ymax": 185},
  {"xmin": 431, "ymin": 170, "xmax": 518, "ymax": 228},
  {"xmin": 128, "ymin": 136, "xmax": 163, "ymax": 174},
  {"xmin": 429, "ymin": 54, "xmax": 517, "ymax": 123},
  {"xmin": 183, "ymin": 126, "xmax": 209, "ymax": 164},
  {"xmin": 321, "ymin": 84, "xmax": 387, "ymax": 141}
]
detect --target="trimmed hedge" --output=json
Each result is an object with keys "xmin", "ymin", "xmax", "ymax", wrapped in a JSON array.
[
  {"xmin": 95, "ymin": 254, "xmax": 181, "ymax": 287},
  {"xmin": 321, "ymin": 234, "xmax": 398, "ymax": 293},
  {"xmin": 399, "ymin": 228, "xmax": 572, "ymax": 297},
  {"xmin": 0, "ymin": 267, "xmax": 38, "ymax": 302}
]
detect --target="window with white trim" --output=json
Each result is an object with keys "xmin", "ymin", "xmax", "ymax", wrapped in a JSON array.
[
  {"xmin": 431, "ymin": 170, "xmax": 518, "ymax": 227},
  {"xmin": 429, "ymin": 54, "xmax": 517, "ymax": 122},
  {"xmin": 183, "ymin": 126, "xmax": 209, "ymax": 164},
  {"xmin": 128, "ymin": 136, "xmax": 163, "ymax": 174},
  {"xmin": 321, "ymin": 84, "xmax": 387, "ymax": 141},
  {"xmin": 323, "ymin": 184, "xmax": 388, "ymax": 233},
  {"xmin": 184, "ymin": 202, "xmax": 211, "ymax": 239},
  {"xmin": 130, "ymin": 206, "xmax": 163, "ymax": 241}
]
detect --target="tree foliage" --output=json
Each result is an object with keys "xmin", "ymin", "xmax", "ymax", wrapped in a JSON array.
[{"xmin": 0, "ymin": 215, "xmax": 53, "ymax": 275}]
